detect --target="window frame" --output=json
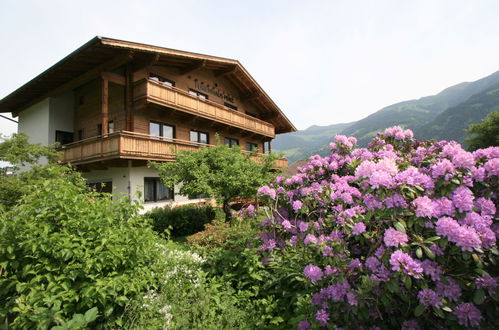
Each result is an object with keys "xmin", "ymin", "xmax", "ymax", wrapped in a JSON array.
[
  {"xmin": 224, "ymin": 137, "xmax": 239, "ymax": 147},
  {"xmin": 144, "ymin": 177, "xmax": 174, "ymax": 203},
  {"xmin": 246, "ymin": 142, "xmax": 259, "ymax": 152},
  {"xmin": 149, "ymin": 121, "xmax": 175, "ymax": 139},
  {"xmin": 149, "ymin": 73, "xmax": 175, "ymax": 88},
  {"xmin": 190, "ymin": 130, "xmax": 209, "ymax": 145},
  {"xmin": 224, "ymin": 102, "xmax": 238, "ymax": 111}
]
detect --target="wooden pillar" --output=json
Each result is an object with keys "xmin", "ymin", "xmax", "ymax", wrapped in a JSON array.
[
  {"xmin": 101, "ymin": 78, "xmax": 109, "ymax": 136},
  {"xmin": 125, "ymin": 63, "xmax": 133, "ymax": 131}
]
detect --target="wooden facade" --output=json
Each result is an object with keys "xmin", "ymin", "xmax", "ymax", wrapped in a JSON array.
[{"xmin": 0, "ymin": 37, "xmax": 296, "ymax": 170}]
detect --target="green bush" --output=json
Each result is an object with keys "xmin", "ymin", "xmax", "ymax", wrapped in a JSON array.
[
  {"xmin": 124, "ymin": 246, "xmax": 259, "ymax": 329},
  {"xmin": 146, "ymin": 204, "xmax": 217, "ymax": 237},
  {"xmin": 0, "ymin": 166, "xmax": 167, "ymax": 328}
]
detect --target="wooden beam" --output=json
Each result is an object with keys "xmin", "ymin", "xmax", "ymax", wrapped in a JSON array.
[
  {"xmin": 215, "ymin": 65, "xmax": 237, "ymax": 77},
  {"xmin": 13, "ymin": 53, "xmax": 133, "ymax": 117},
  {"xmin": 180, "ymin": 60, "xmax": 206, "ymax": 75},
  {"xmin": 101, "ymin": 78, "xmax": 109, "ymax": 136},
  {"xmin": 132, "ymin": 53, "xmax": 160, "ymax": 71},
  {"xmin": 125, "ymin": 63, "xmax": 133, "ymax": 131},
  {"xmin": 240, "ymin": 91, "xmax": 260, "ymax": 101},
  {"xmin": 101, "ymin": 72, "xmax": 125, "ymax": 85}
]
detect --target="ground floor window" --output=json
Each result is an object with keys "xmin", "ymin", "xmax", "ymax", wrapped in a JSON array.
[
  {"xmin": 224, "ymin": 137, "xmax": 239, "ymax": 147},
  {"xmin": 144, "ymin": 177, "xmax": 173, "ymax": 202}
]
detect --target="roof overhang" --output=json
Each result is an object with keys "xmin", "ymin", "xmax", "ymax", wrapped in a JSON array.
[{"xmin": 0, "ymin": 36, "xmax": 296, "ymax": 134}]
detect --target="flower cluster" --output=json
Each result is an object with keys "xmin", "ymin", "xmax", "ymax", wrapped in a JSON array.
[{"xmin": 255, "ymin": 127, "xmax": 498, "ymax": 329}]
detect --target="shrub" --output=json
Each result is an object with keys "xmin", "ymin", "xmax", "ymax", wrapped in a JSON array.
[
  {"xmin": 0, "ymin": 167, "xmax": 167, "ymax": 328},
  {"xmin": 255, "ymin": 127, "xmax": 498, "ymax": 329},
  {"xmin": 146, "ymin": 204, "xmax": 217, "ymax": 237},
  {"xmin": 124, "ymin": 246, "xmax": 259, "ymax": 329}
]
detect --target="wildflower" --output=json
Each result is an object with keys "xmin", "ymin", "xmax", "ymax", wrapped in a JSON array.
[
  {"xmin": 292, "ymin": 200, "xmax": 303, "ymax": 212},
  {"xmin": 453, "ymin": 303, "xmax": 483, "ymax": 328},
  {"xmin": 365, "ymin": 257, "xmax": 380, "ymax": 271},
  {"xmin": 412, "ymin": 196, "xmax": 436, "ymax": 218},
  {"xmin": 315, "ymin": 309, "xmax": 329, "ymax": 325},
  {"xmin": 297, "ymin": 320, "xmax": 311, "ymax": 330},
  {"xmin": 303, "ymin": 264, "xmax": 323, "ymax": 283},
  {"xmin": 475, "ymin": 275, "xmax": 497, "ymax": 294},
  {"xmin": 383, "ymin": 228, "xmax": 408, "ymax": 247},
  {"xmin": 452, "ymin": 186, "xmax": 474, "ymax": 213},
  {"xmin": 436, "ymin": 277, "xmax": 461, "ymax": 301},
  {"xmin": 389, "ymin": 250, "xmax": 423, "ymax": 278},
  {"xmin": 352, "ymin": 222, "xmax": 366, "ymax": 235},
  {"xmin": 417, "ymin": 289, "xmax": 442, "ymax": 307}
]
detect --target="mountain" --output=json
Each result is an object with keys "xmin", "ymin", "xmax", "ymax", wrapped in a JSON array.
[
  {"xmin": 275, "ymin": 70, "xmax": 499, "ymax": 163},
  {"xmin": 415, "ymin": 83, "xmax": 499, "ymax": 143},
  {"xmin": 341, "ymin": 70, "xmax": 499, "ymax": 146},
  {"xmin": 273, "ymin": 122, "xmax": 354, "ymax": 163}
]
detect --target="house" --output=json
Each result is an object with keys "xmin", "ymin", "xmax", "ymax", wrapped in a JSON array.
[{"xmin": 0, "ymin": 37, "xmax": 296, "ymax": 211}]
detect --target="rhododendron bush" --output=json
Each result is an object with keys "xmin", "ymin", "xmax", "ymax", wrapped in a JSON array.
[{"xmin": 255, "ymin": 127, "xmax": 498, "ymax": 329}]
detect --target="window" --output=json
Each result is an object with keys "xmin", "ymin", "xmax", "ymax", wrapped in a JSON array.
[
  {"xmin": 224, "ymin": 137, "xmax": 239, "ymax": 147},
  {"xmin": 77, "ymin": 129, "xmax": 83, "ymax": 141},
  {"xmin": 190, "ymin": 130, "xmax": 209, "ymax": 144},
  {"xmin": 149, "ymin": 73, "xmax": 175, "ymax": 87},
  {"xmin": 144, "ymin": 177, "xmax": 173, "ymax": 202},
  {"xmin": 55, "ymin": 130, "xmax": 74, "ymax": 145},
  {"xmin": 264, "ymin": 141, "xmax": 271, "ymax": 154},
  {"xmin": 97, "ymin": 121, "xmax": 114, "ymax": 136},
  {"xmin": 224, "ymin": 102, "xmax": 238, "ymax": 111},
  {"xmin": 189, "ymin": 89, "xmax": 208, "ymax": 100},
  {"xmin": 150, "ymin": 121, "xmax": 175, "ymax": 139},
  {"xmin": 246, "ymin": 142, "xmax": 258, "ymax": 152}
]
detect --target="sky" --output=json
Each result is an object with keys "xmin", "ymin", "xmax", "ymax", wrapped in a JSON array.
[{"xmin": 1, "ymin": 0, "xmax": 499, "ymax": 136}]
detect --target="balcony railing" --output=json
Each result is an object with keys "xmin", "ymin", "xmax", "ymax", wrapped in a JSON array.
[
  {"xmin": 133, "ymin": 79, "xmax": 276, "ymax": 138},
  {"xmin": 60, "ymin": 131, "xmax": 288, "ymax": 168}
]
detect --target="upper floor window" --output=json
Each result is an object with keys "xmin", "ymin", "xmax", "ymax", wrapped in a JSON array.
[
  {"xmin": 97, "ymin": 120, "xmax": 114, "ymax": 136},
  {"xmin": 190, "ymin": 130, "xmax": 209, "ymax": 144},
  {"xmin": 149, "ymin": 73, "xmax": 175, "ymax": 88},
  {"xmin": 224, "ymin": 102, "xmax": 238, "ymax": 111},
  {"xmin": 189, "ymin": 89, "xmax": 208, "ymax": 100},
  {"xmin": 144, "ymin": 177, "xmax": 173, "ymax": 202},
  {"xmin": 246, "ymin": 142, "xmax": 258, "ymax": 152},
  {"xmin": 55, "ymin": 130, "xmax": 74, "ymax": 145},
  {"xmin": 224, "ymin": 137, "xmax": 239, "ymax": 147},
  {"xmin": 150, "ymin": 121, "xmax": 175, "ymax": 139}
]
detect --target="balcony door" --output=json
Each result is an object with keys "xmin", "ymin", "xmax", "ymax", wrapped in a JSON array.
[{"xmin": 150, "ymin": 121, "xmax": 175, "ymax": 139}]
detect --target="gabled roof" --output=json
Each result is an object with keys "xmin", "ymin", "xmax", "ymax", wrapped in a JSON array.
[{"xmin": 0, "ymin": 36, "xmax": 296, "ymax": 134}]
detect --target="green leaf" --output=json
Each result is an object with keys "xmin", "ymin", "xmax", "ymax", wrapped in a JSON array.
[
  {"xmin": 442, "ymin": 306, "xmax": 452, "ymax": 312},
  {"xmin": 416, "ymin": 247, "xmax": 423, "ymax": 259},
  {"xmin": 414, "ymin": 304, "xmax": 425, "ymax": 317},
  {"xmin": 394, "ymin": 222, "xmax": 406, "ymax": 234},
  {"xmin": 403, "ymin": 275, "xmax": 412, "ymax": 291},
  {"xmin": 422, "ymin": 246, "xmax": 435, "ymax": 260},
  {"xmin": 84, "ymin": 307, "xmax": 99, "ymax": 322},
  {"xmin": 473, "ymin": 289, "xmax": 485, "ymax": 305}
]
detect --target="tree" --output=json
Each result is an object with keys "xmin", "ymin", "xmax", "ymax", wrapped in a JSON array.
[
  {"xmin": 0, "ymin": 133, "xmax": 59, "ymax": 167},
  {"xmin": 0, "ymin": 133, "xmax": 66, "ymax": 209},
  {"xmin": 151, "ymin": 143, "xmax": 278, "ymax": 220},
  {"xmin": 465, "ymin": 110, "xmax": 499, "ymax": 150}
]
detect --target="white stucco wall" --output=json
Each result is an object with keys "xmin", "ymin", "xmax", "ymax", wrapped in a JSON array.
[
  {"xmin": 18, "ymin": 98, "xmax": 51, "ymax": 145},
  {"xmin": 49, "ymin": 92, "xmax": 74, "ymax": 144},
  {"xmin": 81, "ymin": 166, "xmax": 204, "ymax": 213}
]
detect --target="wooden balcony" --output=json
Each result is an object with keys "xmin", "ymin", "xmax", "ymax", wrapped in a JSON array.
[
  {"xmin": 60, "ymin": 131, "xmax": 288, "ymax": 168},
  {"xmin": 133, "ymin": 79, "xmax": 276, "ymax": 138}
]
